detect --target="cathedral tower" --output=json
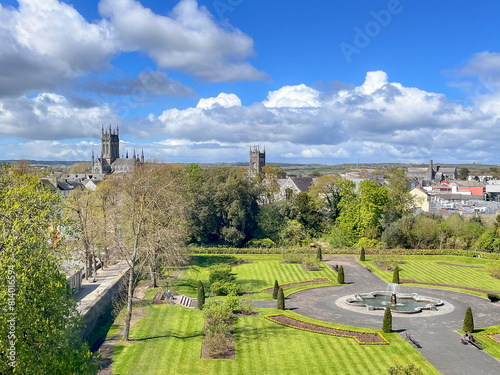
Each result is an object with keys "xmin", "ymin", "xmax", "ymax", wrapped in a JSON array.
[
  {"xmin": 249, "ymin": 146, "xmax": 265, "ymax": 177},
  {"xmin": 101, "ymin": 125, "xmax": 119, "ymax": 165}
]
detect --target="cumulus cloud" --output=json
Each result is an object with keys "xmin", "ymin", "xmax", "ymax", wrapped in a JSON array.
[
  {"xmin": 197, "ymin": 93, "xmax": 241, "ymax": 109},
  {"xmin": 119, "ymin": 70, "xmax": 500, "ymax": 164},
  {"xmin": 98, "ymin": 0, "xmax": 267, "ymax": 82},
  {"xmin": 263, "ymin": 84, "xmax": 321, "ymax": 108},
  {"xmin": 5, "ymin": 69, "xmax": 500, "ymax": 164},
  {"xmin": 0, "ymin": 0, "xmax": 265, "ymax": 98},
  {"xmin": 0, "ymin": 93, "xmax": 119, "ymax": 140}
]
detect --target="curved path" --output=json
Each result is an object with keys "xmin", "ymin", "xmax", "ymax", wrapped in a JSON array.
[{"xmin": 284, "ymin": 257, "xmax": 500, "ymax": 375}]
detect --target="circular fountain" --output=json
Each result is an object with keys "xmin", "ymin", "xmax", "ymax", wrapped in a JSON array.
[{"xmin": 345, "ymin": 283, "xmax": 444, "ymax": 314}]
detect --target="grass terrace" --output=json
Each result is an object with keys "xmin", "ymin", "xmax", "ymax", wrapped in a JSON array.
[
  {"xmin": 110, "ymin": 304, "xmax": 438, "ymax": 375},
  {"xmin": 165, "ymin": 254, "xmax": 338, "ymax": 299}
]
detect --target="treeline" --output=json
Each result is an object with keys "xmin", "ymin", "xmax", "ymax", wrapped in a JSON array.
[{"xmin": 181, "ymin": 165, "xmax": 500, "ymax": 253}]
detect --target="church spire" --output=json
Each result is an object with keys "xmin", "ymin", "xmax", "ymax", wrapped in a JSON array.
[
  {"xmin": 126, "ymin": 149, "xmax": 129, "ymax": 158},
  {"xmin": 141, "ymin": 148, "xmax": 144, "ymax": 163}
]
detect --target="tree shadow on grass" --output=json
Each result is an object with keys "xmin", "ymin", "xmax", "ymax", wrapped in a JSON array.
[{"xmin": 190, "ymin": 255, "xmax": 238, "ymax": 267}]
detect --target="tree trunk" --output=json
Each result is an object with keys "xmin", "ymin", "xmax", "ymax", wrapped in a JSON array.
[
  {"xmin": 92, "ymin": 251, "xmax": 96, "ymax": 282},
  {"xmin": 149, "ymin": 262, "xmax": 157, "ymax": 288},
  {"xmin": 122, "ymin": 264, "xmax": 135, "ymax": 341},
  {"xmin": 123, "ymin": 223, "xmax": 141, "ymax": 341}
]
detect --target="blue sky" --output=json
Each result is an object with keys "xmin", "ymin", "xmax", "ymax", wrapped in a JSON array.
[{"xmin": 1, "ymin": 0, "xmax": 500, "ymax": 165}]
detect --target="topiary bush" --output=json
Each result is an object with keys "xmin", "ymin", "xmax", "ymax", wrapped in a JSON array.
[
  {"xmin": 277, "ymin": 287, "xmax": 285, "ymax": 310},
  {"xmin": 209, "ymin": 263, "xmax": 234, "ymax": 284},
  {"xmin": 383, "ymin": 307, "xmax": 392, "ymax": 333},
  {"xmin": 392, "ymin": 265, "xmax": 400, "ymax": 284},
  {"xmin": 487, "ymin": 293, "xmax": 500, "ymax": 302},
  {"xmin": 197, "ymin": 280, "xmax": 205, "ymax": 310},
  {"xmin": 360, "ymin": 247, "xmax": 366, "ymax": 261},
  {"xmin": 210, "ymin": 280, "xmax": 240, "ymax": 296},
  {"xmin": 337, "ymin": 265, "xmax": 345, "ymax": 284},
  {"xmin": 316, "ymin": 246, "xmax": 322, "ymax": 261},
  {"xmin": 463, "ymin": 307, "xmax": 474, "ymax": 332},
  {"xmin": 272, "ymin": 280, "xmax": 279, "ymax": 299}
]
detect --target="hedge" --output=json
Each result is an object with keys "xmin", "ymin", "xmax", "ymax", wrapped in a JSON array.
[{"xmin": 190, "ymin": 246, "xmax": 500, "ymax": 260}]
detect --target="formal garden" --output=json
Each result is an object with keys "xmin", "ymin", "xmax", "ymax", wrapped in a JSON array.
[{"xmin": 100, "ymin": 248, "xmax": 500, "ymax": 375}]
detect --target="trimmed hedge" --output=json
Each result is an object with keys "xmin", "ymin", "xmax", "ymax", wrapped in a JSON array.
[{"xmin": 190, "ymin": 246, "xmax": 500, "ymax": 260}]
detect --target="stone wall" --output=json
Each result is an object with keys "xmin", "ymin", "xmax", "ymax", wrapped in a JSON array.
[{"xmin": 79, "ymin": 266, "xmax": 129, "ymax": 340}]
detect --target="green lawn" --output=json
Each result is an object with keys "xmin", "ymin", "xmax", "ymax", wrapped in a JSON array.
[
  {"xmin": 360, "ymin": 255, "xmax": 500, "ymax": 296},
  {"xmin": 111, "ymin": 305, "xmax": 438, "ymax": 375},
  {"xmin": 466, "ymin": 324, "xmax": 500, "ymax": 361},
  {"xmin": 166, "ymin": 254, "xmax": 338, "ymax": 300}
]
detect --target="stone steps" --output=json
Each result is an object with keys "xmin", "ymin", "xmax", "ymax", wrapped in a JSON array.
[{"xmin": 176, "ymin": 295, "xmax": 197, "ymax": 308}]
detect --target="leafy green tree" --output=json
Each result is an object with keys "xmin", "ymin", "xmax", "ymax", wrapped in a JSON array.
[
  {"xmin": 392, "ymin": 266, "xmax": 400, "ymax": 284},
  {"xmin": 463, "ymin": 307, "xmax": 474, "ymax": 332},
  {"xmin": 337, "ymin": 265, "xmax": 345, "ymax": 284},
  {"xmin": 279, "ymin": 219, "xmax": 307, "ymax": 246},
  {"xmin": 336, "ymin": 179, "xmax": 387, "ymax": 245},
  {"xmin": 187, "ymin": 167, "xmax": 260, "ymax": 246},
  {"xmin": 254, "ymin": 201, "xmax": 291, "ymax": 243},
  {"xmin": 291, "ymin": 192, "xmax": 324, "ymax": 237},
  {"xmin": 458, "ymin": 168, "xmax": 470, "ymax": 180},
  {"xmin": 383, "ymin": 307, "xmax": 392, "ymax": 333},
  {"xmin": 277, "ymin": 287, "xmax": 285, "ymax": 310},
  {"xmin": 0, "ymin": 169, "xmax": 98, "ymax": 374},
  {"xmin": 272, "ymin": 280, "xmax": 280, "ymax": 299},
  {"xmin": 383, "ymin": 168, "xmax": 414, "ymax": 226},
  {"xmin": 197, "ymin": 281, "xmax": 206, "ymax": 310},
  {"xmin": 308, "ymin": 174, "xmax": 344, "ymax": 223}
]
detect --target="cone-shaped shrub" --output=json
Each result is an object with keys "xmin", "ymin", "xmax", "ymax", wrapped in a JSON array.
[
  {"xmin": 337, "ymin": 265, "xmax": 345, "ymax": 284},
  {"xmin": 272, "ymin": 280, "xmax": 279, "ymax": 299},
  {"xmin": 316, "ymin": 247, "xmax": 322, "ymax": 261},
  {"xmin": 392, "ymin": 266, "xmax": 400, "ymax": 284},
  {"xmin": 277, "ymin": 288, "xmax": 285, "ymax": 310},
  {"xmin": 197, "ymin": 280, "xmax": 205, "ymax": 310},
  {"xmin": 360, "ymin": 247, "xmax": 365, "ymax": 261},
  {"xmin": 463, "ymin": 307, "xmax": 474, "ymax": 333},
  {"xmin": 382, "ymin": 307, "xmax": 392, "ymax": 333}
]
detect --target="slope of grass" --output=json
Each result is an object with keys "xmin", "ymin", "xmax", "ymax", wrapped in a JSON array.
[
  {"xmin": 111, "ymin": 305, "xmax": 438, "ymax": 375},
  {"xmin": 360, "ymin": 255, "xmax": 500, "ymax": 296},
  {"xmin": 166, "ymin": 254, "xmax": 337, "ymax": 299}
]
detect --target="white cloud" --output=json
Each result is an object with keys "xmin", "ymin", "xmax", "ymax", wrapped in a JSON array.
[
  {"xmin": 197, "ymin": 93, "xmax": 241, "ymax": 109},
  {"xmin": 0, "ymin": 0, "xmax": 265, "ymax": 97},
  {"xmin": 0, "ymin": 93, "xmax": 119, "ymax": 140},
  {"xmin": 98, "ymin": 0, "xmax": 267, "ymax": 82},
  {"xmin": 263, "ymin": 84, "xmax": 321, "ymax": 108}
]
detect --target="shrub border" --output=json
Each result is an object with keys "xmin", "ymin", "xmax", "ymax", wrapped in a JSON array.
[{"xmin": 264, "ymin": 313, "xmax": 389, "ymax": 345}]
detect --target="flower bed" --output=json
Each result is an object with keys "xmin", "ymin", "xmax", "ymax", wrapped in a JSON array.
[
  {"xmin": 264, "ymin": 314, "xmax": 388, "ymax": 345},
  {"xmin": 259, "ymin": 278, "xmax": 331, "ymax": 293}
]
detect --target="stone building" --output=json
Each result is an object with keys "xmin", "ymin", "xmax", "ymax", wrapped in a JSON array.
[
  {"xmin": 407, "ymin": 160, "xmax": 457, "ymax": 184},
  {"xmin": 92, "ymin": 126, "xmax": 144, "ymax": 174},
  {"xmin": 249, "ymin": 146, "xmax": 265, "ymax": 177}
]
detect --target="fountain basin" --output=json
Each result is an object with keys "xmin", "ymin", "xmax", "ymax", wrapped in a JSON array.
[{"xmin": 345, "ymin": 292, "xmax": 443, "ymax": 314}]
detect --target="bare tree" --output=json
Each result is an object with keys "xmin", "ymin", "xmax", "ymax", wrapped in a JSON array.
[{"xmin": 109, "ymin": 163, "xmax": 188, "ymax": 341}]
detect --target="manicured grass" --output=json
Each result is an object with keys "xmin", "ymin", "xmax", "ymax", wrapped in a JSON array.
[
  {"xmin": 465, "ymin": 324, "xmax": 500, "ymax": 361},
  {"xmin": 111, "ymin": 305, "xmax": 438, "ymax": 375},
  {"xmin": 360, "ymin": 255, "xmax": 500, "ymax": 296},
  {"xmin": 166, "ymin": 254, "xmax": 337, "ymax": 299}
]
